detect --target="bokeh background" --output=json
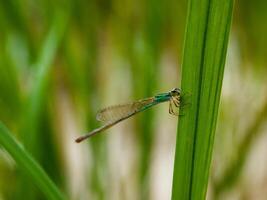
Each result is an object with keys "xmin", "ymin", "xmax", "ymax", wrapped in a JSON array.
[{"xmin": 0, "ymin": 0, "xmax": 267, "ymax": 199}]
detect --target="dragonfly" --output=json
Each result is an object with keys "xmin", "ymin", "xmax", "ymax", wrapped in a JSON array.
[{"xmin": 75, "ymin": 88, "xmax": 181, "ymax": 143}]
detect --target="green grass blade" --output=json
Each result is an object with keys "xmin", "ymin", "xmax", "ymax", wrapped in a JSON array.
[
  {"xmin": 17, "ymin": 11, "xmax": 69, "ymax": 200},
  {"xmin": 0, "ymin": 122, "xmax": 66, "ymax": 200},
  {"xmin": 172, "ymin": 0, "xmax": 234, "ymax": 199},
  {"xmin": 214, "ymin": 100, "xmax": 267, "ymax": 197},
  {"xmin": 21, "ymin": 12, "xmax": 68, "ymax": 154}
]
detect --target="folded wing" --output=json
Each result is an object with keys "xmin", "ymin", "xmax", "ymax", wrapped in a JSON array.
[{"xmin": 96, "ymin": 97, "xmax": 155, "ymax": 124}]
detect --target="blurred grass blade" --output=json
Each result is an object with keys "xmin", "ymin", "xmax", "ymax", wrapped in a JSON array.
[
  {"xmin": 18, "ymin": 11, "xmax": 69, "ymax": 200},
  {"xmin": 22, "ymin": 12, "xmax": 68, "ymax": 154},
  {"xmin": 172, "ymin": 0, "xmax": 234, "ymax": 199},
  {"xmin": 214, "ymin": 99, "xmax": 267, "ymax": 197},
  {"xmin": 0, "ymin": 122, "xmax": 65, "ymax": 200}
]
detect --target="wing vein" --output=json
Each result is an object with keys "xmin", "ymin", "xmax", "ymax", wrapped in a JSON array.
[{"xmin": 96, "ymin": 97, "xmax": 155, "ymax": 124}]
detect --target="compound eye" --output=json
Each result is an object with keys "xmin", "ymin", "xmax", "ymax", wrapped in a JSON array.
[{"xmin": 171, "ymin": 88, "xmax": 181, "ymax": 95}]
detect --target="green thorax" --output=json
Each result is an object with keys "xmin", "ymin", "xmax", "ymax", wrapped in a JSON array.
[
  {"xmin": 139, "ymin": 92, "xmax": 171, "ymax": 112},
  {"xmin": 154, "ymin": 92, "xmax": 171, "ymax": 103}
]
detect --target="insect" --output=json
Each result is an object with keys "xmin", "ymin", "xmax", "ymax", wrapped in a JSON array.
[{"xmin": 75, "ymin": 88, "xmax": 181, "ymax": 143}]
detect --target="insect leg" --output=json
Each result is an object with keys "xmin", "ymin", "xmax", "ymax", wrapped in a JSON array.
[
  {"xmin": 169, "ymin": 100, "xmax": 178, "ymax": 116},
  {"xmin": 172, "ymin": 97, "xmax": 180, "ymax": 107},
  {"xmin": 169, "ymin": 101, "xmax": 174, "ymax": 114}
]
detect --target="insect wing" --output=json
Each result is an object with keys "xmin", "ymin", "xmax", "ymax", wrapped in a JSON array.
[{"xmin": 96, "ymin": 97, "xmax": 155, "ymax": 124}]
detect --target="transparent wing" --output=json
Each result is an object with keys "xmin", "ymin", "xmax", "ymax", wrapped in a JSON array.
[{"xmin": 96, "ymin": 97, "xmax": 155, "ymax": 124}]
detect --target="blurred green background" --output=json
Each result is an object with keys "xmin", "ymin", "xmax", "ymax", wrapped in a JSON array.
[{"xmin": 0, "ymin": 0, "xmax": 267, "ymax": 199}]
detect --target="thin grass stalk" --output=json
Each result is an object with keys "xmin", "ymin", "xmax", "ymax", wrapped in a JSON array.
[
  {"xmin": 21, "ymin": 12, "xmax": 68, "ymax": 158},
  {"xmin": 0, "ymin": 122, "xmax": 65, "ymax": 200},
  {"xmin": 18, "ymin": 11, "xmax": 68, "ymax": 200},
  {"xmin": 172, "ymin": 0, "xmax": 234, "ymax": 199},
  {"xmin": 214, "ymin": 98, "xmax": 267, "ymax": 198}
]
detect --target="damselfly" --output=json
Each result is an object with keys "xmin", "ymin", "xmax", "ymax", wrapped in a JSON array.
[{"xmin": 75, "ymin": 88, "xmax": 181, "ymax": 143}]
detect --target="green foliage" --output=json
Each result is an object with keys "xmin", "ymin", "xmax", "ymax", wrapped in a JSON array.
[
  {"xmin": 0, "ymin": 122, "xmax": 65, "ymax": 200},
  {"xmin": 0, "ymin": 0, "xmax": 266, "ymax": 199},
  {"xmin": 21, "ymin": 12, "xmax": 68, "ymax": 156},
  {"xmin": 172, "ymin": 0, "xmax": 234, "ymax": 199}
]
